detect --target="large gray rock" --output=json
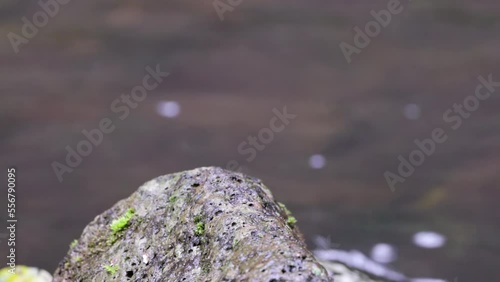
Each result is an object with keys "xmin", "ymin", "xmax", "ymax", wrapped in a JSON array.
[{"xmin": 53, "ymin": 167, "xmax": 332, "ymax": 282}]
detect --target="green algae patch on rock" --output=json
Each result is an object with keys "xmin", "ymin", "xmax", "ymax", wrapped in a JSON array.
[
  {"xmin": 53, "ymin": 167, "xmax": 332, "ymax": 282},
  {"xmin": 279, "ymin": 202, "xmax": 298, "ymax": 228},
  {"xmin": 107, "ymin": 208, "xmax": 136, "ymax": 245},
  {"xmin": 193, "ymin": 215, "xmax": 205, "ymax": 236},
  {"xmin": 110, "ymin": 208, "xmax": 135, "ymax": 234},
  {"xmin": 104, "ymin": 264, "xmax": 119, "ymax": 275},
  {"xmin": 69, "ymin": 239, "xmax": 78, "ymax": 249}
]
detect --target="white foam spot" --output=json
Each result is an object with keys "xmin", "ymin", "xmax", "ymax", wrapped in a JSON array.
[
  {"xmin": 313, "ymin": 249, "xmax": 407, "ymax": 281},
  {"xmin": 157, "ymin": 101, "xmax": 180, "ymax": 118},
  {"xmin": 371, "ymin": 243, "xmax": 397, "ymax": 264},
  {"xmin": 404, "ymin": 103, "xmax": 421, "ymax": 120},
  {"xmin": 413, "ymin": 231, "xmax": 446, "ymax": 249},
  {"xmin": 309, "ymin": 154, "xmax": 326, "ymax": 169}
]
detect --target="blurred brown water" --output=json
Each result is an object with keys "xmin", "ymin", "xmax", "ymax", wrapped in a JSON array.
[{"xmin": 1, "ymin": 0, "xmax": 500, "ymax": 280}]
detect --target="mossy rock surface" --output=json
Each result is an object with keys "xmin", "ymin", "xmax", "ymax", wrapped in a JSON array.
[{"xmin": 53, "ymin": 167, "xmax": 332, "ymax": 282}]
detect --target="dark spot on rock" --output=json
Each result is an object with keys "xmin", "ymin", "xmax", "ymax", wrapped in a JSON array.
[{"xmin": 193, "ymin": 237, "xmax": 201, "ymax": 246}]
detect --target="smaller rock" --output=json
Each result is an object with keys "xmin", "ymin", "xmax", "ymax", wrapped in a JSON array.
[{"xmin": 0, "ymin": 266, "xmax": 53, "ymax": 282}]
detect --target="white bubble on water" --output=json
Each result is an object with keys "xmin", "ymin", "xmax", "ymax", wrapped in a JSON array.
[
  {"xmin": 371, "ymin": 243, "xmax": 397, "ymax": 264},
  {"xmin": 309, "ymin": 154, "xmax": 326, "ymax": 169},
  {"xmin": 157, "ymin": 101, "xmax": 180, "ymax": 118},
  {"xmin": 413, "ymin": 231, "xmax": 446, "ymax": 249}
]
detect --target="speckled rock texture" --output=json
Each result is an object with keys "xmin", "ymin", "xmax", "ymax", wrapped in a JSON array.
[{"xmin": 53, "ymin": 167, "xmax": 332, "ymax": 282}]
